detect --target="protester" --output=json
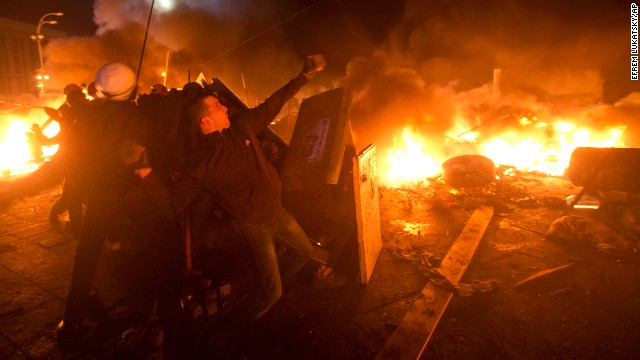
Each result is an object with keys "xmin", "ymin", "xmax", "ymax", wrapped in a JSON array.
[
  {"xmin": 57, "ymin": 62, "xmax": 180, "ymax": 347},
  {"xmin": 47, "ymin": 84, "xmax": 91, "ymax": 236},
  {"xmin": 133, "ymin": 55, "xmax": 326, "ymax": 357}
]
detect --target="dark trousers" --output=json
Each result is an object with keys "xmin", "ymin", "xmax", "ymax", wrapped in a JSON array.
[
  {"xmin": 63, "ymin": 197, "xmax": 117, "ymax": 327},
  {"xmin": 49, "ymin": 178, "xmax": 85, "ymax": 237},
  {"xmin": 63, "ymin": 191, "xmax": 180, "ymax": 327}
]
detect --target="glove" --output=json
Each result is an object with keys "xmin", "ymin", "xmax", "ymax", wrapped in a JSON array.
[{"xmin": 302, "ymin": 55, "xmax": 327, "ymax": 78}]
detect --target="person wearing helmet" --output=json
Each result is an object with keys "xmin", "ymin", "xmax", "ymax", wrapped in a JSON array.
[
  {"xmin": 57, "ymin": 62, "xmax": 180, "ymax": 347},
  {"xmin": 151, "ymin": 83, "xmax": 169, "ymax": 96},
  {"xmin": 93, "ymin": 61, "xmax": 138, "ymax": 101},
  {"xmin": 134, "ymin": 55, "xmax": 326, "ymax": 357},
  {"xmin": 47, "ymin": 84, "xmax": 91, "ymax": 236}
]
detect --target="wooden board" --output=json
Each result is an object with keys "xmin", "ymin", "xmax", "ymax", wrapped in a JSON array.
[
  {"xmin": 354, "ymin": 143, "xmax": 382, "ymax": 284},
  {"xmin": 377, "ymin": 205, "xmax": 495, "ymax": 359}
]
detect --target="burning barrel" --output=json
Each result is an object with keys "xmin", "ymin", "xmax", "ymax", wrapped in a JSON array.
[{"xmin": 567, "ymin": 147, "xmax": 640, "ymax": 193}]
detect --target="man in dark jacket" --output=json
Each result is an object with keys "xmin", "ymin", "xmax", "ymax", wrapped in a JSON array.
[
  {"xmin": 47, "ymin": 84, "xmax": 91, "ymax": 237},
  {"xmin": 57, "ymin": 62, "xmax": 179, "ymax": 345},
  {"xmin": 136, "ymin": 55, "xmax": 326, "ymax": 355}
]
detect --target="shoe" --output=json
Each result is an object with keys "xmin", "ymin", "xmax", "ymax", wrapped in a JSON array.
[
  {"xmin": 56, "ymin": 319, "xmax": 98, "ymax": 351},
  {"xmin": 56, "ymin": 320, "xmax": 80, "ymax": 350},
  {"xmin": 313, "ymin": 271, "xmax": 348, "ymax": 289},
  {"xmin": 48, "ymin": 200, "xmax": 65, "ymax": 225}
]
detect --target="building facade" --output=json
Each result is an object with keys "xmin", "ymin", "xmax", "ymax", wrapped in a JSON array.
[{"xmin": 0, "ymin": 17, "xmax": 64, "ymax": 101}]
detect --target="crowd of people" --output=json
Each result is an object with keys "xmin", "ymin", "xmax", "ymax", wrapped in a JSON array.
[{"xmin": 35, "ymin": 55, "xmax": 353, "ymax": 358}]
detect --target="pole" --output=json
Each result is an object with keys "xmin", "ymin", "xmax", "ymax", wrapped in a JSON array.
[
  {"xmin": 35, "ymin": 22, "xmax": 44, "ymax": 75},
  {"xmin": 136, "ymin": 0, "xmax": 156, "ymax": 86},
  {"xmin": 163, "ymin": 50, "xmax": 170, "ymax": 87},
  {"xmin": 241, "ymin": 72, "xmax": 249, "ymax": 105},
  {"xmin": 32, "ymin": 12, "xmax": 63, "ymax": 96}
]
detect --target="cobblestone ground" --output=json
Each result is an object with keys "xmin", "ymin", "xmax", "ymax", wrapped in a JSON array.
[
  {"xmin": 2, "ymin": 173, "xmax": 640, "ymax": 359},
  {"xmin": 0, "ymin": 184, "xmax": 72, "ymax": 359}
]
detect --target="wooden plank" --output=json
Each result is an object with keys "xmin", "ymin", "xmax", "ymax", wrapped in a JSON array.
[
  {"xmin": 377, "ymin": 205, "xmax": 494, "ymax": 359},
  {"xmin": 354, "ymin": 143, "xmax": 382, "ymax": 284}
]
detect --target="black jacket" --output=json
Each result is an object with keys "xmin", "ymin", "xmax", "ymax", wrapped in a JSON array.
[{"xmin": 143, "ymin": 73, "xmax": 308, "ymax": 224}]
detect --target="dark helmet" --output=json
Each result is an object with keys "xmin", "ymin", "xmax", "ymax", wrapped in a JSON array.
[
  {"xmin": 63, "ymin": 83, "xmax": 82, "ymax": 96},
  {"xmin": 151, "ymin": 83, "xmax": 169, "ymax": 96}
]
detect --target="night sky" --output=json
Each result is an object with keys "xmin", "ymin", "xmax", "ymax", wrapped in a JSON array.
[
  {"xmin": 0, "ymin": 1, "xmax": 97, "ymax": 35},
  {"xmin": 1, "ymin": 0, "xmax": 634, "ymax": 99},
  {"xmin": 0, "ymin": 0, "xmax": 402, "ymax": 78}
]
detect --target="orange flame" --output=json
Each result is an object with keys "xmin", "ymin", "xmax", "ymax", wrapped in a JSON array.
[
  {"xmin": 1, "ymin": 117, "xmax": 60, "ymax": 177},
  {"xmin": 480, "ymin": 119, "xmax": 625, "ymax": 176},
  {"xmin": 383, "ymin": 117, "xmax": 627, "ymax": 186},
  {"xmin": 385, "ymin": 127, "xmax": 441, "ymax": 187}
]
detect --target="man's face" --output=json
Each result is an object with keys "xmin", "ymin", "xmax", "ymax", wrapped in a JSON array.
[{"xmin": 201, "ymin": 95, "xmax": 229, "ymax": 134}]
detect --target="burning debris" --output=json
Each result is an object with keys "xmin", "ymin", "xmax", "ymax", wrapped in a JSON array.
[
  {"xmin": 0, "ymin": 103, "xmax": 62, "ymax": 177},
  {"xmin": 3, "ymin": 0, "xmax": 639, "ymax": 188},
  {"xmin": 2, "ymin": 1, "xmax": 640, "ymax": 359}
]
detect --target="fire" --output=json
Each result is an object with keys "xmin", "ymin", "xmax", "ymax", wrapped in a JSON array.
[
  {"xmin": 382, "ymin": 118, "xmax": 627, "ymax": 186},
  {"xmin": 0, "ymin": 117, "xmax": 60, "ymax": 177},
  {"xmin": 480, "ymin": 119, "xmax": 625, "ymax": 176},
  {"xmin": 385, "ymin": 127, "xmax": 441, "ymax": 186}
]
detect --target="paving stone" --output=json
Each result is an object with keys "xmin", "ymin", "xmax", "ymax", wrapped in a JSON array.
[
  {"xmin": 0, "ymin": 266, "xmax": 54, "ymax": 317},
  {"xmin": 0, "ymin": 298, "xmax": 65, "ymax": 359},
  {"xmin": 4, "ymin": 222, "xmax": 51, "ymax": 240},
  {"xmin": 33, "ymin": 231, "xmax": 74, "ymax": 249},
  {"xmin": 0, "ymin": 243, "xmax": 18, "ymax": 255},
  {"xmin": 0, "ymin": 335, "xmax": 29, "ymax": 359}
]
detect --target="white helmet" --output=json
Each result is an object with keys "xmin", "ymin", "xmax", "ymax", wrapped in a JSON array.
[{"xmin": 95, "ymin": 62, "xmax": 137, "ymax": 101}]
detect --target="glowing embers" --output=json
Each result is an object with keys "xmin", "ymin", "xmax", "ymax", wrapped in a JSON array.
[{"xmin": 389, "ymin": 219, "xmax": 432, "ymax": 236}]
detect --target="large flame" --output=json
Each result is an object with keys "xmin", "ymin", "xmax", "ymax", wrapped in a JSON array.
[
  {"xmin": 480, "ymin": 119, "xmax": 625, "ymax": 176},
  {"xmin": 0, "ymin": 117, "xmax": 60, "ymax": 177},
  {"xmin": 385, "ymin": 126, "xmax": 441, "ymax": 187},
  {"xmin": 383, "ymin": 117, "xmax": 627, "ymax": 187}
]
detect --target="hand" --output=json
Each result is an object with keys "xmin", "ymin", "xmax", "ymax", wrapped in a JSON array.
[
  {"xmin": 135, "ymin": 167, "xmax": 152, "ymax": 179},
  {"xmin": 302, "ymin": 55, "xmax": 326, "ymax": 78},
  {"xmin": 119, "ymin": 140, "xmax": 146, "ymax": 165}
]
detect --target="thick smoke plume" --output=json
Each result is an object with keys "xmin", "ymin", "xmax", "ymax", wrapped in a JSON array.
[
  {"xmin": 44, "ymin": 0, "xmax": 306, "ymax": 100},
  {"xmin": 338, "ymin": 0, "xmax": 640, "ymax": 163},
  {"xmin": 40, "ymin": 0, "xmax": 640, "ymax": 162}
]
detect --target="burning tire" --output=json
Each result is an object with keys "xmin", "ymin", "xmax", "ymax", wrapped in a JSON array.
[{"xmin": 442, "ymin": 155, "xmax": 496, "ymax": 188}]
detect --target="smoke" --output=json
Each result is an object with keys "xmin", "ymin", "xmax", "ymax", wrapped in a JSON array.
[
  {"xmin": 339, "ymin": 0, "xmax": 640, "ymax": 159},
  {"xmin": 37, "ymin": 0, "xmax": 640, "ymax": 159},
  {"xmin": 43, "ymin": 0, "xmax": 304, "ymax": 99}
]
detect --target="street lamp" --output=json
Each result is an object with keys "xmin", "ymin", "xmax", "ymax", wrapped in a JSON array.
[{"xmin": 31, "ymin": 12, "xmax": 63, "ymax": 95}]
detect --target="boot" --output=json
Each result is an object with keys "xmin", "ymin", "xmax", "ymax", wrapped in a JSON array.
[{"xmin": 313, "ymin": 266, "xmax": 348, "ymax": 289}]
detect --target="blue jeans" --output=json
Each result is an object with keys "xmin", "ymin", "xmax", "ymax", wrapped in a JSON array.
[{"xmin": 206, "ymin": 205, "xmax": 313, "ymax": 342}]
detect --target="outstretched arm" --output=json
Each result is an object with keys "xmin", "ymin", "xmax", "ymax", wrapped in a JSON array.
[{"xmin": 237, "ymin": 55, "xmax": 326, "ymax": 134}]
